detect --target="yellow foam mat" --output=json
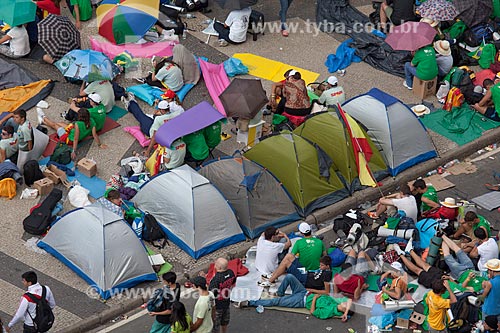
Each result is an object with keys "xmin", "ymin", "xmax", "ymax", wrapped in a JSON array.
[{"xmin": 233, "ymin": 53, "xmax": 320, "ymax": 84}]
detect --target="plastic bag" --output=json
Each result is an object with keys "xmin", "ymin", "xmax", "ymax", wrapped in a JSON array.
[
  {"xmin": 20, "ymin": 188, "xmax": 38, "ymax": 199},
  {"xmin": 68, "ymin": 185, "xmax": 91, "ymax": 208},
  {"xmin": 223, "ymin": 58, "xmax": 248, "ymax": 77}
]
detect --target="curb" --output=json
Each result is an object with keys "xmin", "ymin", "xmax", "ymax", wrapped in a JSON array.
[{"xmin": 58, "ymin": 127, "xmax": 500, "ymax": 332}]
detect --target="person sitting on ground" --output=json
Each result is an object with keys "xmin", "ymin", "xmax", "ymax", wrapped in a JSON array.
[
  {"xmin": 403, "ymin": 44, "xmax": 439, "ymax": 90},
  {"xmin": 379, "ymin": 0, "xmax": 417, "ymax": 31},
  {"xmin": 422, "ymin": 197, "xmax": 459, "ymax": 221},
  {"xmin": 214, "ymin": 7, "xmax": 251, "ymax": 47},
  {"xmin": 262, "ymin": 222, "xmax": 326, "ymax": 286},
  {"xmin": 140, "ymin": 57, "xmax": 184, "ymax": 92},
  {"xmin": 482, "ymin": 315, "xmax": 500, "ymax": 333},
  {"xmin": 453, "ymin": 211, "xmax": 492, "ymax": 241},
  {"xmin": 269, "ymin": 69, "xmax": 293, "ymax": 113},
  {"xmin": 13, "ymin": 110, "xmax": 32, "ymax": 152},
  {"xmin": 238, "ymin": 272, "xmax": 353, "ymax": 321},
  {"xmin": 0, "ymin": 125, "xmax": 18, "ymax": 163},
  {"xmin": 440, "ymin": 234, "xmax": 475, "ymax": 280},
  {"xmin": 172, "ymin": 44, "xmax": 200, "ymax": 85},
  {"xmin": 472, "ymin": 74, "xmax": 500, "ymax": 122},
  {"xmin": 426, "ymin": 279, "xmax": 457, "ymax": 333},
  {"xmin": 482, "ymin": 259, "xmax": 500, "ymax": 319},
  {"xmin": 66, "ymin": 0, "xmax": 92, "ymax": 30},
  {"xmin": 434, "ymin": 40, "xmax": 453, "ymax": 81},
  {"xmin": 368, "ymin": 184, "xmax": 418, "ymax": 222},
  {"xmin": 255, "ymin": 227, "xmax": 291, "ymax": 276},
  {"xmin": 333, "ymin": 249, "xmax": 378, "ymax": 301},
  {"xmin": 468, "ymin": 228, "xmax": 499, "ymax": 272},
  {"xmin": 182, "ymin": 130, "xmax": 209, "ymax": 163},
  {"xmin": 282, "ymin": 70, "xmax": 311, "ymax": 117},
  {"xmin": 378, "ymin": 262, "xmax": 408, "ymax": 300},
  {"xmin": 38, "ymin": 108, "xmax": 106, "ymax": 160},
  {"xmin": 0, "ymin": 24, "xmax": 30, "ymax": 59},
  {"xmin": 78, "ymin": 80, "xmax": 115, "ymax": 113},
  {"xmin": 144, "ymin": 100, "xmax": 184, "ymax": 157},
  {"xmin": 160, "ymin": 89, "xmax": 185, "ymax": 115},
  {"xmin": 412, "ymin": 179, "xmax": 440, "ymax": 214},
  {"xmin": 97, "ymin": 189, "xmax": 124, "ymax": 217},
  {"xmin": 66, "ymin": 93, "xmax": 106, "ymax": 132},
  {"xmin": 318, "ymin": 76, "xmax": 346, "ymax": 107}
]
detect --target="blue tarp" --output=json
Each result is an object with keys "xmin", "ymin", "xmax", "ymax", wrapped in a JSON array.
[{"xmin": 325, "ymin": 39, "xmax": 361, "ymax": 73}]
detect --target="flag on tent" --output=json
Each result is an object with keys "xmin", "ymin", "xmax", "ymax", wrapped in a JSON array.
[{"xmin": 337, "ymin": 105, "xmax": 377, "ymax": 187}]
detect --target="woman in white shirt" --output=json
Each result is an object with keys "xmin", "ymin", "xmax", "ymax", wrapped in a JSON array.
[{"xmin": 0, "ymin": 25, "xmax": 30, "ymax": 58}]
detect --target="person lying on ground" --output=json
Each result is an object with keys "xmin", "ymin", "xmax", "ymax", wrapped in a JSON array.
[
  {"xmin": 468, "ymin": 228, "xmax": 499, "ymax": 272},
  {"xmin": 97, "ymin": 189, "xmax": 124, "ymax": 217},
  {"xmin": 333, "ymin": 249, "xmax": 379, "ymax": 301},
  {"xmin": 38, "ymin": 108, "xmax": 106, "ymax": 160},
  {"xmin": 368, "ymin": 183, "xmax": 417, "ymax": 222},
  {"xmin": 378, "ymin": 261, "xmax": 408, "ymax": 300},
  {"xmin": 255, "ymin": 226, "xmax": 291, "ymax": 276},
  {"xmin": 0, "ymin": 125, "xmax": 18, "ymax": 163},
  {"xmin": 138, "ymin": 57, "xmax": 184, "ymax": 92},
  {"xmin": 144, "ymin": 100, "xmax": 183, "ymax": 157},
  {"xmin": 282, "ymin": 70, "xmax": 311, "ymax": 117},
  {"xmin": 412, "ymin": 179, "xmax": 440, "ymax": 214},
  {"xmin": 261, "ymin": 222, "xmax": 326, "ymax": 285},
  {"xmin": 318, "ymin": 76, "xmax": 346, "ymax": 107},
  {"xmin": 453, "ymin": 211, "xmax": 492, "ymax": 242},
  {"xmin": 236, "ymin": 273, "xmax": 353, "ymax": 321},
  {"xmin": 0, "ymin": 24, "xmax": 30, "ymax": 58},
  {"xmin": 66, "ymin": 93, "xmax": 106, "ymax": 132},
  {"xmin": 77, "ymin": 80, "xmax": 115, "ymax": 113},
  {"xmin": 13, "ymin": 110, "xmax": 32, "ymax": 152},
  {"xmin": 472, "ymin": 74, "xmax": 500, "ymax": 122},
  {"xmin": 214, "ymin": 7, "xmax": 251, "ymax": 47},
  {"xmin": 440, "ymin": 234, "xmax": 475, "ymax": 280}
]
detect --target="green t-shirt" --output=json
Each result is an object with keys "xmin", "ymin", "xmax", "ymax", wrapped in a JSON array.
[
  {"xmin": 68, "ymin": 118, "xmax": 95, "ymax": 142},
  {"xmin": 473, "ymin": 215, "xmax": 491, "ymax": 237},
  {"xmin": 171, "ymin": 313, "xmax": 191, "ymax": 333},
  {"xmin": 70, "ymin": 0, "xmax": 92, "ymax": 21},
  {"xmin": 88, "ymin": 104, "xmax": 106, "ymax": 132},
  {"xmin": 203, "ymin": 121, "xmax": 221, "ymax": 149},
  {"xmin": 490, "ymin": 82, "xmax": 500, "ymax": 116},
  {"xmin": 412, "ymin": 46, "xmax": 438, "ymax": 81},
  {"xmin": 457, "ymin": 270, "xmax": 487, "ymax": 293},
  {"xmin": 291, "ymin": 237, "xmax": 325, "ymax": 271},
  {"xmin": 421, "ymin": 185, "xmax": 438, "ymax": 212},
  {"xmin": 305, "ymin": 294, "xmax": 348, "ymax": 319},
  {"xmin": 183, "ymin": 130, "xmax": 209, "ymax": 161}
]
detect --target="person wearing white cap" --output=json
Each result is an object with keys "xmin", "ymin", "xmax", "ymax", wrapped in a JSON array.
[
  {"xmin": 79, "ymin": 80, "xmax": 116, "ymax": 113},
  {"xmin": 65, "ymin": 93, "xmax": 107, "ymax": 132},
  {"xmin": 433, "ymin": 40, "xmax": 453, "ymax": 80},
  {"xmin": 378, "ymin": 262, "xmax": 407, "ymax": 300},
  {"xmin": 144, "ymin": 100, "xmax": 184, "ymax": 157},
  {"xmin": 318, "ymin": 76, "xmax": 346, "ymax": 107},
  {"xmin": 258, "ymin": 222, "xmax": 326, "ymax": 286}
]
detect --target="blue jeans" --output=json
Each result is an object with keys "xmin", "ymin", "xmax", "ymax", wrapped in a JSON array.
[
  {"xmin": 286, "ymin": 258, "xmax": 307, "ymax": 285},
  {"xmin": 128, "ymin": 100, "xmax": 153, "ymax": 136},
  {"xmin": 404, "ymin": 62, "xmax": 417, "ymax": 88},
  {"xmin": 444, "ymin": 250, "xmax": 474, "ymax": 280},
  {"xmin": 249, "ymin": 274, "xmax": 306, "ymax": 308},
  {"xmin": 279, "ymin": 0, "xmax": 293, "ymax": 28}
]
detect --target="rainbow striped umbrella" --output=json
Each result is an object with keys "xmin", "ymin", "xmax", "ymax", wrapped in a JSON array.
[{"xmin": 96, "ymin": 0, "xmax": 159, "ymax": 45}]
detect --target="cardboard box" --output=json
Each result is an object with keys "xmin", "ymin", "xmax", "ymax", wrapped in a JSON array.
[
  {"xmin": 413, "ymin": 77, "xmax": 437, "ymax": 99},
  {"xmin": 33, "ymin": 178, "xmax": 54, "ymax": 196},
  {"xmin": 77, "ymin": 158, "xmax": 97, "ymax": 178},
  {"xmin": 43, "ymin": 168, "xmax": 59, "ymax": 184},
  {"xmin": 47, "ymin": 165, "xmax": 71, "ymax": 188},
  {"xmin": 396, "ymin": 309, "xmax": 413, "ymax": 329}
]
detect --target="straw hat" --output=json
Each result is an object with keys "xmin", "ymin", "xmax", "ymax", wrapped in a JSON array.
[
  {"xmin": 440, "ymin": 197, "xmax": 458, "ymax": 208},
  {"xmin": 411, "ymin": 105, "xmax": 430, "ymax": 116},
  {"xmin": 434, "ymin": 40, "xmax": 451, "ymax": 56},
  {"xmin": 485, "ymin": 258, "xmax": 500, "ymax": 271},
  {"xmin": 420, "ymin": 17, "xmax": 439, "ymax": 27}
]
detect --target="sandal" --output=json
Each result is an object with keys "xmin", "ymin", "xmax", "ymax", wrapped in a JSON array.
[
  {"xmin": 485, "ymin": 183, "xmax": 500, "ymax": 191},
  {"xmin": 281, "ymin": 29, "xmax": 289, "ymax": 37}
]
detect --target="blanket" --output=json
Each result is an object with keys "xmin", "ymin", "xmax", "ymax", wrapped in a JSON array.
[
  {"xmin": 206, "ymin": 258, "xmax": 249, "ymax": 283},
  {"xmin": 90, "ymin": 37, "xmax": 177, "ymax": 59}
]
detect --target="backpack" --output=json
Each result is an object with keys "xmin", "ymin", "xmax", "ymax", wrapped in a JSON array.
[
  {"xmin": 23, "ymin": 160, "xmax": 44, "ymax": 186},
  {"xmin": 443, "ymin": 87, "xmax": 464, "ymax": 111},
  {"xmin": 142, "ymin": 212, "xmax": 169, "ymax": 248},
  {"xmin": 0, "ymin": 178, "xmax": 16, "ymax": 199},
  {"xmin": 463, "ymin": 23, "xmax": 493, "ymax": 47},
  {"xmin": 23, "ymin": 189, "xmax": 63, "ymax": 235},
  {"xmin": 448, "ymin": 292, "xmax": 479, "ymax": 332},
  {"xmin": 147, "ymin": 286, "xmax": 177, "ymax": 312},
  {"xmin": 24, "ymin": 286, "xmax": 55, "ymax": 332},
  {"xmin": 50, "ymin": 143, "xmax": 72, "ymax": 165},
  {"xmin": 248, "ymin": 10, "xmax": 265, "ymax": 41}
]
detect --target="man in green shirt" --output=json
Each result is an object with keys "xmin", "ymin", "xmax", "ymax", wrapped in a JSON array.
[
  {"xmin": 403, "ymin": 45, "xmax": 438, "ymax": 90},
  {"xmin": 183, "ymin": 130, "xmax": 209, "ymax": 162},
  {"xmin": 412, "ymin": 179, "xmax": 439, "ymax": 213},
  {"xmin": 67, "ymin": 93, "xmax": 106, "ymax": 132},
  {"xmin": 203, "ymin": 121, "xmax": 222, "ymax": 149},
  {"xmin": 453, "ymin": 211, "xmax": 491, "ymax": 239},
  {"xmin": 472, "ymin": 74, "xmax": 500, "ymax": 122}
]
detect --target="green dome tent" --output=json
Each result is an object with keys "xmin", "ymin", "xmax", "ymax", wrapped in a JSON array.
[{"xmin": 244, "ymin": 132, "xmax": 349, "ymax": 216}]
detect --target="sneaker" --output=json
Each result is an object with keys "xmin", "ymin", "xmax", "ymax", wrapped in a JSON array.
[
  {"xmin": 127, "ymin": 92, "xmax": 136, "ymax": 102},
  {"xmin": 404, "ymin": 237, "xmax": 413, "ymax": 254},
  {"xmin": 234, "ymin": 300, "xmax": 248, "ymax": 308},
  {"xmin": 403, "ymin": 81, "xmax": 412, "ymax": 90},
  {"xmin": 375, "ymin": 254, "xmax": 385, "ymax": 271},
  {"xmin": 218, "ymin": 39, "xmax": 229, "ymax": 47},
  {"xmin": 135, "ymin": 77, "xmax": 146, "ymax": 84},
  {"xmin": 261, "ymin": 274, "xmax": 272, "ymax": 280},
  {"xmin": 121, "ymin": 95, "xmax": 130, "ymax": 109},
  {"xmin": 36, "ymin": 107, "xmax": 45, "ymax": 126},
  {"xmin": 393, "ymin": 244, "xmax": 405, "ymax": 256},
  {"xmin": 257, "ymin": 280, "xmax": 274, "ymax": 287},
  {"xmin": 60, "ymin": 111, "xmax": 68, "ymax": 119}
]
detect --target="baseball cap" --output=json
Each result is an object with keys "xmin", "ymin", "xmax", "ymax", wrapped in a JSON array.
[
  {"xmin": 157, "ymin": 100, "xmax": 170, "ymax": 110},
  {"xmin": 190, "ymin": 276, "xmax": 207, "ymax": 288},
  {"xmin": 298, "ymin": 222, "xmax": 311, "ymax": 234},
  {"xmin": 88, "ymin": 93, "xmax": 102, "ymax": 104},
  {"xmin": 163, "ymin": 89, "xmax": 176, "ymax": 99},
  {"xmin": 288, "ymin": 70, "xmax": 297, "ymax": 77},
  {"xmin": 390, "ymin": 261, "xmax": 403, "ymax": 272},
  {"xmin": 327, "ymin": 76, "xmax": 338, "ymax": 85}
]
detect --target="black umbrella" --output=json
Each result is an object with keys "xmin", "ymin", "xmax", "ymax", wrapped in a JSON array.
[
  {"xmin": 215, "ymin": 0, "xmax": 257, "ymax": 10},
  {"xmin": 452, "ymin": 0, "xmax": 492, "ymax": 28},
  {"xmin": 38, "ymin": 14, "xmax": 80, "ymax": 61},
  {"xmin": 219, "ymin": 78, "xmax": 269, "ymax": 119}
]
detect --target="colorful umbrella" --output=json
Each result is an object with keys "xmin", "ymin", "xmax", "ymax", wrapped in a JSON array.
[
  {"xmin": 38, "ymin": 14, "xmax": 81, "ymax": 61},
  {"xmin": 452, "ymin": 0, "xmax": 492, "ymax": 28},
  {"xmin": 0, "ymin": 0, "xmax": 37, "ymax": 26},
  {"xmin": 55, "ymin": 49, "xmax": 121, "ymax": 82},
  {"xmin": 385, "ymin": 22, "xmax": 437, "ymax": 51},
  {"xmin": 97, "ymin": 0, "xmax": 159, "ymax": 45},
  {"xmin": 219, "ymin": 78, "xmax": 269, "ymax": 119},
  {"xmin": 417, "ymin": 0, "xmax": 458, "ymax": 21},
  {"xmin": 215, "ymin": 0, "xmax": 257, "ymax": 10}
]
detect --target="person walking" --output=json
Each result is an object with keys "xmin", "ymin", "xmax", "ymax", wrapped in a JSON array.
[{"xmin": 6, "ymin": 271, "xmax": 56, "ymax": 333}]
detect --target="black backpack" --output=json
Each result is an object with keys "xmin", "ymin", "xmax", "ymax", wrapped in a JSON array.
[
  {"xmin": 23, "ymin": 189, "xmax": 63, "ymax": 235},
  {"xmin": 142, "ymin": 213, "xmax": 169, "ymax": 248},
  {"xmin": 23, "ymin": 160, "xmax": 44, "ymax": 186},
  {"xmin": 50, "ymin": 143, "xmax": 72, "ymax": 165},
  {"xmin": 25, "ymin": 286, "xmax": 55, "ymax": 332}
]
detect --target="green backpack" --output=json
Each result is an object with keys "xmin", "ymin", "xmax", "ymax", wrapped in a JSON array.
[{"xmin": 50, "ymin": 143, "xmax": 72, "ymax": 165}]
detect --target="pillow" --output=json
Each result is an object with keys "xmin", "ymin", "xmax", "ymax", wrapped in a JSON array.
[
  {"xmin": 126, "ymin": 84, "xmax": 163, "ymax": 106},
  {"xmin": 176, "ymin": 83, "xmax": 195, "ymax": 102},
  {"xmin": 123, "ymin": 126, "xmax": 151, "ymax": 147}
]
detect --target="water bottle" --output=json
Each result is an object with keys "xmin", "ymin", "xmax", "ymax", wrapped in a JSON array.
[{"xmin": 256, "ymin": 305, "xmax": 264, "ymax": 313}]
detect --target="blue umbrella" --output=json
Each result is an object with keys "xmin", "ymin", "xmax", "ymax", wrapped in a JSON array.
[
  {"xmin": 54, "ymin": 49, "xmax": 120, "ymax": 82},
  {"xmin": 0, "ymin": 0, "xmax": 37, "ymax": 26}
]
